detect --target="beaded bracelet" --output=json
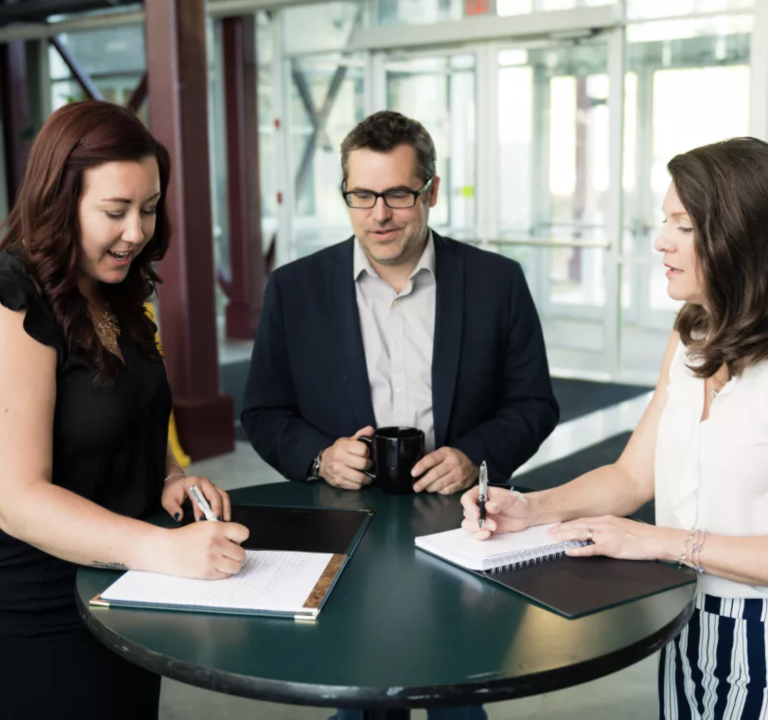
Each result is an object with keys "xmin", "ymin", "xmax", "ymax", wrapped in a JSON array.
[
  {"xmin": 678, "ymin": 529, "xmax": 696, "ymax": 568},
  {"xmin": 691, "ymin": 529, "xmax": 709, "ymax": 574},
  {"xmin": 677, "ymin": 527, "xmax": 708, "ymax": 573}
]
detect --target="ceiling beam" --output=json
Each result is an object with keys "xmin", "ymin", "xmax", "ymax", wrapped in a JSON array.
[{"xmin": 0, "ymin": 0, "xmax": 139, "ymax": 26}]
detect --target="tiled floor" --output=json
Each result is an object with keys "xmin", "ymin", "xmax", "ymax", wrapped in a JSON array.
[
  {"xmin": 159, "ymin": 391, "xmax": 660, "ymax": 719},
  {"xmin": 160, "ymin": 654, "xmax": 659, "ymax": 720}
]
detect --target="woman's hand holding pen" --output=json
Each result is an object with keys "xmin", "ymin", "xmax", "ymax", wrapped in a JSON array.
[
  {"xmin": 162, "ymin": 475, "xmax": 231, "ymax": 523},
  {"xmin": 158, "ymin": 475, "xmax": 249, "ymax": 579},
  {"xmin": 460, "ymin": 486, "xmax": 530, "ymax": 540},
  {"xmin": 158, "ymin": 521, "xmax": 250, "ymax": 580}
]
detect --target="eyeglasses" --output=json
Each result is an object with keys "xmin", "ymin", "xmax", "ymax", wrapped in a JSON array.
[{"xmin": 342, "ymin": 177, "xmax": 434, "ymax": 209}]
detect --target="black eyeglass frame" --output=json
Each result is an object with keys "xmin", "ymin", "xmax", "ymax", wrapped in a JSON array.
[{"xmin": 341, "ymin": 177, "xmax": 434, "ymax": 209}]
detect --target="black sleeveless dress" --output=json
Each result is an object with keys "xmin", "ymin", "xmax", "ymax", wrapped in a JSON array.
[{"xmin": 0, "ymin": 247, "xmax": 172, "ymax": 720}]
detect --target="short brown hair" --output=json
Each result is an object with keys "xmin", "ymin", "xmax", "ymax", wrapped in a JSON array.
[
  {"xmin": 341, "ymin": 110, "xmax": 436, "ymax": 183},
  {"xmin": 670, "ymin": 136, "xmax": 768, "ymax": 378}
]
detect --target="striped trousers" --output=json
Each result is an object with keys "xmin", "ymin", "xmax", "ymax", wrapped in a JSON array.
[{"xmin": 659, "ymin": 594, "xmax": 768, "ymax": 719}]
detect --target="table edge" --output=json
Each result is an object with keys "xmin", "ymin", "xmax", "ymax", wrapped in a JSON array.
[{"xmin": 76, "ymin": 587, "xmax": 696, "ymax": 708}]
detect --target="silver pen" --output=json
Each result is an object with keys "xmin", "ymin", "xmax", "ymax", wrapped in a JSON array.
[
  {"xmin": 188, "ymin": 485, "xmax": 219, "ymax": 522},
  {"xmin": 478, "ymin": 461, "xmax": 488, "ymax": 529}
]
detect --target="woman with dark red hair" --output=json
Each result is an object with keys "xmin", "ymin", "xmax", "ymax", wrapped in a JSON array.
[{"xmin": 0, "ymin": 101, "xmax": 248, "ymax": 719}]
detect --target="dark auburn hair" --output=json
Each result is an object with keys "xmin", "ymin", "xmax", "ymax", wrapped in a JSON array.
[
  {"xmin": 340, "ymin": 110, "xmax": 436, "ymax": 184},
  {"xmin": 670, "ymin": 136, "xmax": 768, "ymax": 378},
  {"xmin": 0, "ymin": 100, "xmax": 171, "ymax": 383}
]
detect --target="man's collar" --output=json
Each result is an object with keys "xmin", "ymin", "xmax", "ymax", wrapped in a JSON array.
[{"xmin": 353, "ymin": 230, "xmax": 435, "ymax": 281}]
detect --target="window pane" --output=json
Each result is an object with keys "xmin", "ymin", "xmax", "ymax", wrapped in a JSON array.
[
  {"xmin": 386, "ymin": 54, "xmax": 476, "ymax": 237},
  {"xmin": 285, "ymin": 2, "xmax": 364, "ymax": 54},
  {"xmin": 626, "ymin": 0, "xmax": 752, "ymax": 20},
  {"xmin": 257, "ymin": 12, "xmax": 278, "ymax": 224},
  {"xmin": 379, "ymin": 0, "xmax": 613, "ymax": 23},
  {"xmin": 498, "ymin": 65, "xmax": 533, "ymax": 230},
  {"xmin": 49, "ymin": 26, "xmax": 145, "ymax": 79},
  {"xmin": 497, "ymin": 43, "xmax": 609, "ymax": 310},
  {"xmin": 377, "ymin": 0, "xmax": 463, "ymax": 26},
  {"xmin": 290, "ymin": 54, "xmax": 366, "ymax": 254},
  {"xmin": 538, "ymin": 0, "xmax": 613, "ymax": 8}
]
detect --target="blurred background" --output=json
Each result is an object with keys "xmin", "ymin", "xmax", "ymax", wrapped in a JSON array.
[{"xmin": 0, "ymin": 0, "xmax": 760, "ymax": 461}]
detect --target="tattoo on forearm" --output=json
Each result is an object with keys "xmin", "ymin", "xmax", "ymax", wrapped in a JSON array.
[{"xmin": 90, "ymin": 561, "xmax": 129, "ymax": 571}]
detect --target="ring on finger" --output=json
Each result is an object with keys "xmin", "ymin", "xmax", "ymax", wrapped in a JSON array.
[{"xmin": 587, "ymin": 527, "xmax": 594, "ymax": 543}]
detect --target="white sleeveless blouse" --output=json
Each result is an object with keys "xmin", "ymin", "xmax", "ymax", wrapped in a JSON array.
[{"xmin": 655, "ymin": 341, "xmax": 768, "ymax": 599}]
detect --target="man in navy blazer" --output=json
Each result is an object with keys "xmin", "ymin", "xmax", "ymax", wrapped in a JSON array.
[{"xmin": 242, "ymin": 111, "xmax": 558, "ymax": 493}]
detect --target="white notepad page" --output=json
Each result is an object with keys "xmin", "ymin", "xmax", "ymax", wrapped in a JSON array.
[
  {"xmin": 415, "ymin": 524, "xmax": 585, "ymax": 572},
  {"xmin": 100, "ymin": 550, "xmax": 334, "ymax": 615}
]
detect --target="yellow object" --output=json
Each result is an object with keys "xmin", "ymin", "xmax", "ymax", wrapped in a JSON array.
[
  {"xmin": 145, "ymin": 302, "xmax": 191, "ymax": 468},
  {"xmin": 167, "ymin": 411, "xmax": 191, "ymax": 468}
]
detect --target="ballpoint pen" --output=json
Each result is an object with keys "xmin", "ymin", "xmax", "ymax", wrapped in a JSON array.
[
  {"xmin": 478, "ymin": 461, "xmax": 488, "ymax": 529},
  {"xmin": 188, "ymin": 485, "xmax": 219, "ymax": 522}
]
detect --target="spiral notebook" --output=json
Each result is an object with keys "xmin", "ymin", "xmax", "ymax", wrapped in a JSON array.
[
  {"xmin": 415, "ymin": 524, "xmax": 696, "ymax": 618},
  {"xmin": 415, "ymin": 523, "xmax": 584, "ymax": 572}
]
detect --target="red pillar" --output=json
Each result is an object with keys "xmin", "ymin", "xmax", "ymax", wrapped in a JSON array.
[
  {"xmin": 222, "ymin": 15, "xmax": 265, "ymax": 339},
  {"xmin": 0, "ymin": 36, "xmax": 31, "ymax": 204},
  {"xmin": 144, "ymin": 0, "xmax": 234, "ymax": 460}
]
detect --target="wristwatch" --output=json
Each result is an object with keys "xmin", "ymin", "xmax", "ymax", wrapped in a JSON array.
[{"xmin": 308, "ymin": 447, "xmax": 325, "ymax": 481}]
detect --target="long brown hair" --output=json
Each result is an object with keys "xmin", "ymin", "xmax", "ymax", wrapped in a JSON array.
[
  {"xmin": 0, "ymin": 100, "xmax": 171, "ymax": 383},
  {"xmin": 669, "ymin": 137, "xmax": 768, "ymax": 379}
]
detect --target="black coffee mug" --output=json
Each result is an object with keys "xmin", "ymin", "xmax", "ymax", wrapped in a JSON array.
[{"xmin": 358, "ymin": 426, "xmax": 426, "ymax": 495}]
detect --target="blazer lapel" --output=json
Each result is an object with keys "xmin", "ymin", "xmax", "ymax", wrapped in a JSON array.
[
  {"xmin": 326, "ymin": 239, "xmax": 376, "ymax": 429},
  {"xmin": 432, "ymin": 233, "xmax": 464, "ymax": 449}
]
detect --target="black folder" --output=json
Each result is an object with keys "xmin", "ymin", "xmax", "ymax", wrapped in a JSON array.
[
  {"xmin": 477, "ymin": 556, "xmax": 696, "ymax": 619},
  {"xmin": 223, "ymin": 504, "xmax": 373, "ymax": 555}
]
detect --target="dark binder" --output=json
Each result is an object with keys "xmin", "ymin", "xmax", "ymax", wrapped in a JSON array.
[
  {"xmin": 216, "ymin": 504, "xmax": 373, "ymax": 555},
  {"xmin": 477, "ymin": 556, "xmax": 696, "ymax": 619}
]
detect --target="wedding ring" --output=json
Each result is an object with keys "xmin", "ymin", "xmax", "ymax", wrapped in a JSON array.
[{"xmin": 587, "ymin": 527, "xmax": 594, "ymax": 542}]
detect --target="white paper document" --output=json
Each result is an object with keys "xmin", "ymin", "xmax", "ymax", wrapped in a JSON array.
[{"xmin": 100, "ymin": 550, "xmax": 335, "ymax": 615}]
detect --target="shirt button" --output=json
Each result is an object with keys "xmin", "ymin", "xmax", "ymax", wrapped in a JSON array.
[
  {"xmin": 393, "ymin": 299, "xmax": 400, "ymax": 307},
  {"xmin": 396, "ymin": 388, "xmax": 402, "ymax": 394}
]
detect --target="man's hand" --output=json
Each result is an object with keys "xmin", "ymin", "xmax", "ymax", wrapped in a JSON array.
[
  {"xmin": 319, "ymin": 426, "xmax": 374, "ymax": 490},
  {"xmin": 411, "ymin": 447, "xmax": 478, "ymax": 495}
]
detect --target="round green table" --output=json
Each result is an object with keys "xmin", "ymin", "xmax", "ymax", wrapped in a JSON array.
[{"xmin": 76, "ymin": 482, "xmax": 695, "ymax": 715}]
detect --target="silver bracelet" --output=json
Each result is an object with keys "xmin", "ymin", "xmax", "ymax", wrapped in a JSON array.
[
  {"xmin": 691, "ymin": 529, "xmax": 709, "ymax": 574},
  {"xmin": 163, "ymin": 472, "xmax": 186, "ymax": 484},
  {"xmin": 678, "ymin": 529, "xmax": 695, "ymax": 568}
]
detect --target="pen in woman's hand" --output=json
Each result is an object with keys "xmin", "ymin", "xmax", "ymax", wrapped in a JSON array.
[
  {"xmin": 478, "ymin": 461, "xmax": 488, "ymax": 529},
  {"xmin": 188, "ymin": 485, "xmax": 219, "ymax": 522}
]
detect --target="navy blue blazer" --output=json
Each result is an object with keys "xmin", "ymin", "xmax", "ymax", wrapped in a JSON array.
[{"xmin": 242, "ymin": 232, "xmax": 559, "ymax": 483}]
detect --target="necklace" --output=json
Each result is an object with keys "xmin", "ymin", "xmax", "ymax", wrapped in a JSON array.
[{"xmin": 91, "ymin": 302, "xmax": 121, "ymax": 356}]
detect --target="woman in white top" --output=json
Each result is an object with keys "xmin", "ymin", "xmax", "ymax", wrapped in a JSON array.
[{"xmin": 461, "ymin": 136, "xmax": 768, "ymax": 720}]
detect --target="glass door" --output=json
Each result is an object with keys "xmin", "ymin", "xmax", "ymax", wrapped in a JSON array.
[{"xmin": 493, "ymin": 39, "xmax": 615, "ymax": 375}]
